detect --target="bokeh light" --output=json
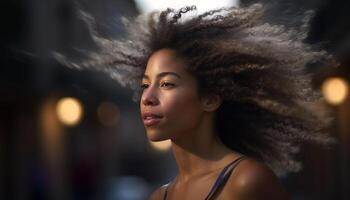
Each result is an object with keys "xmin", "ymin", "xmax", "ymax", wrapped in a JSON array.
[
  {"xmin": 321, "ymin": 77, "xmax": 349, "ymax": 105},
  {"xmin": 56, "ymin": 97, "xmax": 83, "ymax": 126},
  {"xmin": 107, "ymin": 176, "xmax": 150, "ymax": 200}
]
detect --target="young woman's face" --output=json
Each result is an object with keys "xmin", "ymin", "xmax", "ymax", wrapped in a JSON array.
[{"xmin": 140, "ymin": 48, "xmax": 205, "ymax": 141}]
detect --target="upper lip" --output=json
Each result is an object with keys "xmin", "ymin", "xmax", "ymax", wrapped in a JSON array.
[{"xmin": 142, "ymin": 112, "xmax": 163, "ymax": 120}]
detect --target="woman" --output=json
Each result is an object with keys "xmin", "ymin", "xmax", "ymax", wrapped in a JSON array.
[
  {"xmin": 56, "ymin": 3, "xmax": 336, "ymax": 200},
  {"xmin": 141, "ymin": 48, "xmax": 290, "ymax": 200}
]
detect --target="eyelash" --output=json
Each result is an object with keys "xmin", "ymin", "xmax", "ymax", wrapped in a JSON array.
[
  {"xmin": 141, "ymin": 82, "xmax": 174, "ymax": 89},
  {"xmin": 141, "ymin": 83, "xmax": 149, "ymax": 90},
  {"xmin": 161, "ymin": 82, "xmax": 175, "ymax": 88}
]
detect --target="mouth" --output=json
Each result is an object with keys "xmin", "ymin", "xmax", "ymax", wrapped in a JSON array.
[{"xmin": 142, "ymin": 113, "xmax": 163, "ymax": 127}]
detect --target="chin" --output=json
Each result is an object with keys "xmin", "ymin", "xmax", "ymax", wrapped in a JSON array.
[
  {"xmin": 148, "ymin": 137, "xmax": 165, "ymax": 142},
  {"xmin": 146, "ymin": 130, "xmax": 169, "ymax": 141}
]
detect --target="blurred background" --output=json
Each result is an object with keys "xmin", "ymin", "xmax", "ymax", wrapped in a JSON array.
[{"xmin": 0, "ymin": 0, "xmax": 349, "ymax": 199}]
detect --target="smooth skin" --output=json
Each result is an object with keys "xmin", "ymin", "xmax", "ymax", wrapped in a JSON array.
[{"xmin": 140, "ymin": 48, "xmax": 290, "ymax": 200}]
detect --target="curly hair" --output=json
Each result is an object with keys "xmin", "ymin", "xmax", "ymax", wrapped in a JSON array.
[{"xmin": 55, "ymin": 3, "xmax": 337, "ymax": 176}]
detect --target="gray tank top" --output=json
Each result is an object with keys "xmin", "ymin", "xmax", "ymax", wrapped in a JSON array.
[{"xmin": 162, "ymin": 155, "xmax": 247, "ymax": 200}]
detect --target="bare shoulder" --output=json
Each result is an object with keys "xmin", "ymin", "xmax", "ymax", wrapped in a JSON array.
[
  {"xmin": 225, "ymin": 157, "xmax": 291, "ymax": 200},
  {"xmin": 148, "ymin": 184, "xmax": 167, "ymax": 200}
]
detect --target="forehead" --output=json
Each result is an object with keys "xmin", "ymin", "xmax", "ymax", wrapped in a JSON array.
[{"xmin": 144, "ymin": 48, "xmax": 188, "ymax": 76}]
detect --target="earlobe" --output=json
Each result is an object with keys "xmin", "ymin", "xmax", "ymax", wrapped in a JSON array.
[{"xmin": 202, "ymin": 94, "xmax": 222, "ymax": 112}]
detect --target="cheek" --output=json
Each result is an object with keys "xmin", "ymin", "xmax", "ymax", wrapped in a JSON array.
[{"xmin": 162, "ymin": 90, "xmax": 203, "ymax": 133}]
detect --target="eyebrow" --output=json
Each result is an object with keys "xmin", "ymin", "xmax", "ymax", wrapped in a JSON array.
[{"xmin": 142, "ymin": 72, "xmax": 181, "ymax": 80}]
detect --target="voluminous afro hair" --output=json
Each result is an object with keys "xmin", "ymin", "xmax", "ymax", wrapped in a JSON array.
[{"xmin": 55, "ymin": 3, "xmax": 337, "ymax": 176}]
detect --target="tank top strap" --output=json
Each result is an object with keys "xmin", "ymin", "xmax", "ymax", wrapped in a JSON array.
[
  {"xmin": 204, "ymin": 155, "xmax": 247, "ymax": 200},
  {"xmin": 163, "ymin": 182, "xmax": 170, "ymax": 200},
  {"xmin": 162, "ymin": 155, "xmax": 247, "ymax": 200}
]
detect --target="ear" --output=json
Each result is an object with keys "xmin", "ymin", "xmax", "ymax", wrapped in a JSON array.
[{"xmin": 201, "ymin": 94, "xmax": 222, "ymax": 112}]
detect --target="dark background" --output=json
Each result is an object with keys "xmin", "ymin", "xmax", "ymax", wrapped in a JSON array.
[{"xmin": 0, "ymin": 0, "xmax": 349, "ymax": 199}]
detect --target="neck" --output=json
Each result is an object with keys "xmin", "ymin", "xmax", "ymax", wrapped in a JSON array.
[{"xmin": 170, "ymin": 114, "xmax": 240, "ymax": 183}]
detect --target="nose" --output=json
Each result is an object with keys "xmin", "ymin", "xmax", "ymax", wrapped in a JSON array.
[{"xmin": 141, "ymin": 86, "xmax": 159, "ymax": 106}]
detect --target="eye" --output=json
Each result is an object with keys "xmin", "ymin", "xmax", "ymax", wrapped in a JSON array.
[
  {"xmin": 141, "ymin": 83, "xmax": 149, "ymax": 89},
  {"xmin": 160, "ymin": 82, "xmax": 175, "ymax": 88}
]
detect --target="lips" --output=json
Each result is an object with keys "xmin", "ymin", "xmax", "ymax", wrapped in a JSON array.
[{"xmin": 142, "ymin": 112, "xmax": 163, "ymax": 127}]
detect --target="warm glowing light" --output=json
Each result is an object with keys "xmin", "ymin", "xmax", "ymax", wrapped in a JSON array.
[
  {"xmin": 134, "ymin": 0, "xmax": 239, "ymax": 14},
  {"xmin": 322, "ymin": 77, "xmax": 349, "ymax": 105},
  {"xmin": 56, "ymin": 97, "xmax": 83, "ymax": 126},
  {"xmin": 149, "ymin": 140, "xmax": 172, "ymax": 151},
  {"xmin": 97, "ymin": 102, "xmax": 120, "ymax": 126}
]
